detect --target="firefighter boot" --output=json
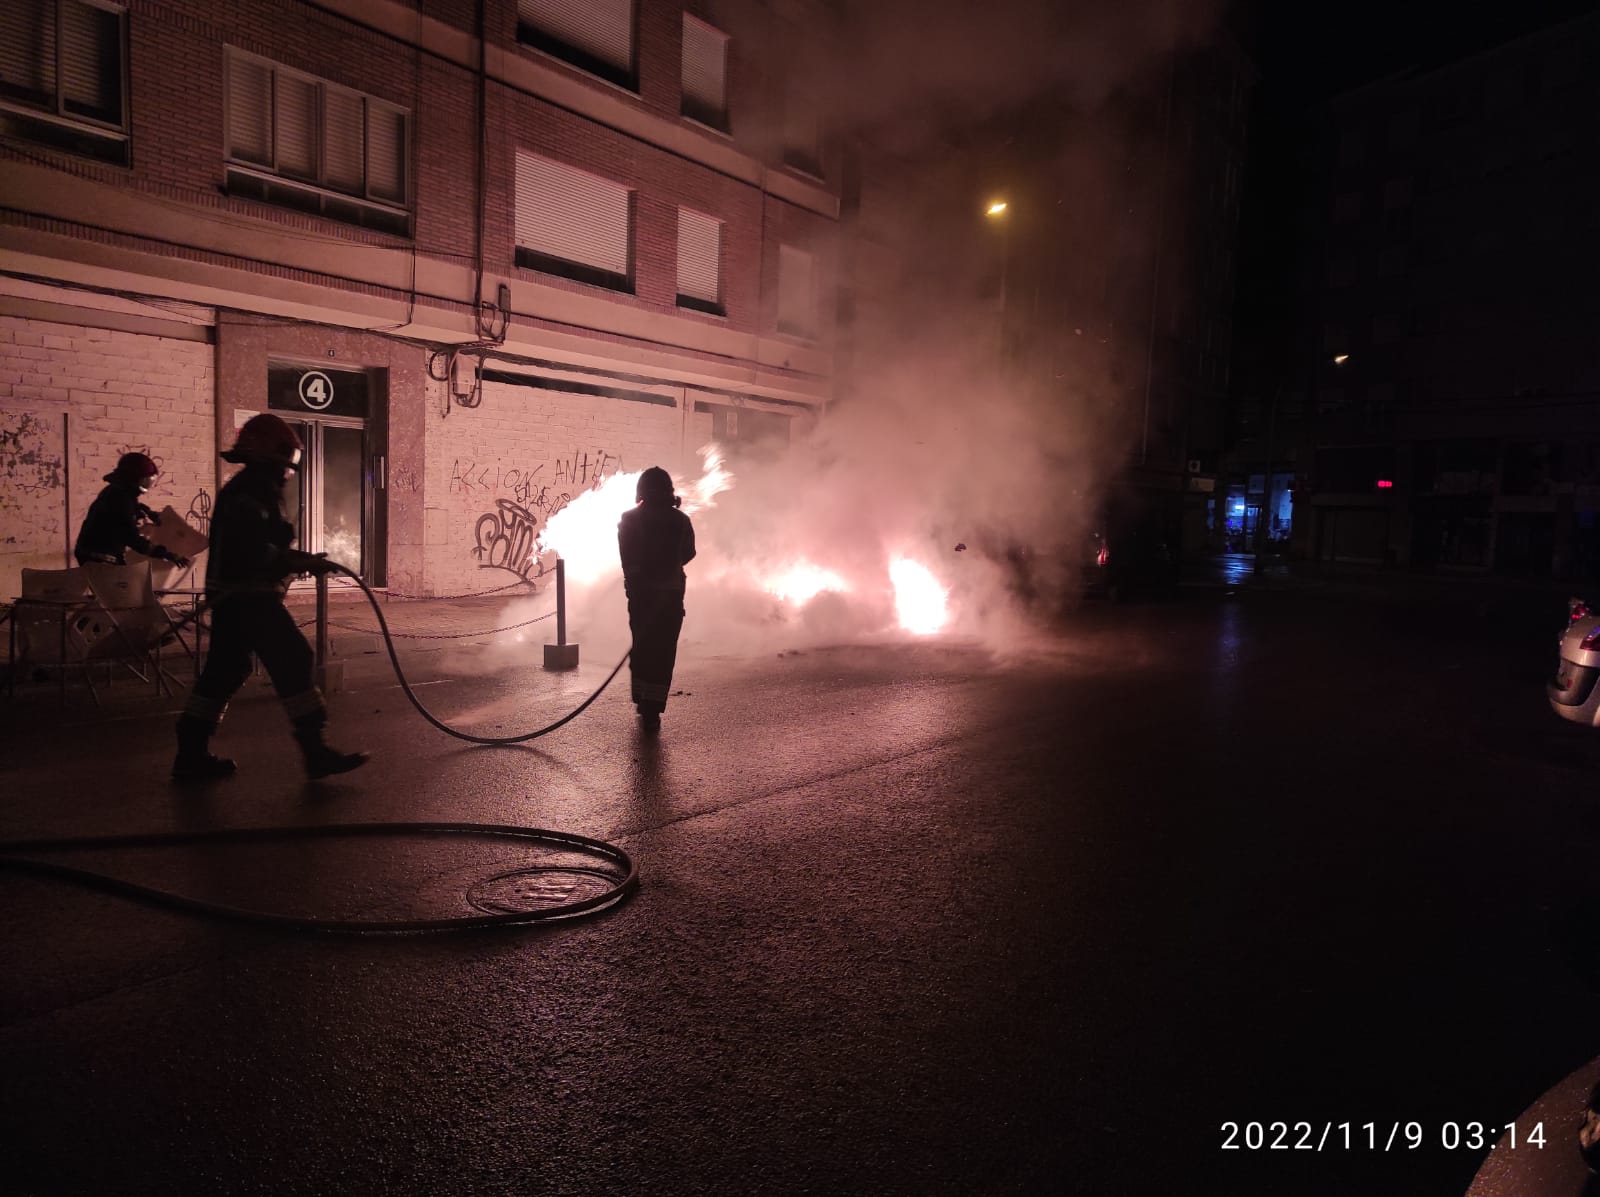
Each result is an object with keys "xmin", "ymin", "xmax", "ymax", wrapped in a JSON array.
[
  {"xmin": 171, "ymin": 714, "xmax": 238, "ymax": 781},
  {"xmin": 292, "ymin": 714, "xmax": 369, "ymax": 780}
]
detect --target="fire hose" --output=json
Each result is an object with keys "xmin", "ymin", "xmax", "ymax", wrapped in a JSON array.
[
  {"xmin": 326, "ymin": 560, "xmax": 633, "ymax": 746},
  {"xmin": 0, "ymin": 565, "xmax": 642, "ymax": 933}
]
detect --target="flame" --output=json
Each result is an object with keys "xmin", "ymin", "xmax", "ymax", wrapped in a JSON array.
[
  {"xmin": 888, "ymin": 556, "xmax": 949, "ymax": 635},
  {"xmin": 764, "ymin": 561, "xmax": 851, "ymax": 605},
  {"xmin": 535, "ymin": 445, "xmax": 735, "ymax": 587}
]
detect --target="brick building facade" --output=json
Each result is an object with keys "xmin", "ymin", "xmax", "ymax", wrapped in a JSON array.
[{"xmin": 0, "ymin": 0, "xmax": 839, "ymax": 597}]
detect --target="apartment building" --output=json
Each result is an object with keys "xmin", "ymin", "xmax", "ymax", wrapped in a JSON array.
[
  {"xmin": 0, "ymin": 0, "xmax": 840, "ymax": 598},
  {"xmin": 1265, "ymin": 10, "xmax": 1600, "ymax": 577}
]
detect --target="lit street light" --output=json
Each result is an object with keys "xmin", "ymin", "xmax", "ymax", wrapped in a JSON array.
[{"xmin": 985, "ymin": 198, "xmax": 1010, "ymax": 361}]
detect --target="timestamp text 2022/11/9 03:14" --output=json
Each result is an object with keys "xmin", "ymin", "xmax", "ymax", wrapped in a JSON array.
[{"xmin": 1220, "ymin": 1121, "xmax": 1548, "ymax": 1153}]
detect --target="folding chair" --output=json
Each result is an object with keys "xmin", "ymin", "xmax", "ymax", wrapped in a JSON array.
[
  {"xmin": 10, "ymin": 567, "xmax": 106, "ymax": 702},
  {"xmin": 80, "ymin": 561, "xmax": 192, "ymax": 698}
]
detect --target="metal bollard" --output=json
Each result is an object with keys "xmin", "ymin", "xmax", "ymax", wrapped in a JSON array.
[
  {"xmin": 313, "ymin": 571, "xmax": 344, "ymax": 692},
  {"xmin": 543, "ymin": 557, "xmax": 580, "ymax": 670}
]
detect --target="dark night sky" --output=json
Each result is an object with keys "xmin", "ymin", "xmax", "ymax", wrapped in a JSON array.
[{"xmin": 1252, "ymin": 0, "xmax": 1600, "ymax": 101}]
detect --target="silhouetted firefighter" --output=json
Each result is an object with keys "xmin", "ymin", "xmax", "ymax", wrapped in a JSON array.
[
  {"xmin": 74, "ymin": 452, "xmax": 190, "ymax": 569},
  {"xmin": 172, "ymin": 413, "xmax": 368, "ymax": 782},
  {"xmin": 618, "ymin": 466, "xmax": 695, "ymax": 733}
]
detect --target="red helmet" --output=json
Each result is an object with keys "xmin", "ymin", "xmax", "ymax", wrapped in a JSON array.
[
  {"xmin": 105, "ymin": 451, "xmax": 159, "ymax": 488},
  {"xmin": 223, "ymin": 413, "xmax": 303, "ymax": 470}
]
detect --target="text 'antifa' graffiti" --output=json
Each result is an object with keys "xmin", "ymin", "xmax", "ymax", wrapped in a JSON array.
[{"xmin": 465, "ymin": 448, "xmax": 622, "ymax": 580}]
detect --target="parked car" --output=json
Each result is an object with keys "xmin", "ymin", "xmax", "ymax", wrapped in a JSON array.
[{"xmin": 1548, "ymin": 596, "xmax": 1600, "ymax": 726}]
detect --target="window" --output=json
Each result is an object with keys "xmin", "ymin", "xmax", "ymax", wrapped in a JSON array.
[
  {"xmin": 680, "ymin": 15, "xmax": 728, "ymax": 130},
  {"xmin": 783, "ymin": 87, "xmax": 821, "ymax": 176},
  {"xmin": 515, "ymin": 151, "xmax": 632, "ymax": 292},
  {"xmin": 777, "ymin": 245, "xmax": 816, "ymax": 338},
  {"xmin": 676, "ymin": 207, "xmax": 722, "ymax": 314},
  {"xmin": 224, "ymin": 49, "xmax": 409, "ymax": 234},
  {"xmin": 518, "ymin": 0, "xmax": 635, "ymax": 90},
  {"xmin": 1332, "ymin": 191, "xmax": 1361, "ymax": 224},
  {"xmin": 0, "ymin": 0, "xmax": 128, "ymax": 165}
]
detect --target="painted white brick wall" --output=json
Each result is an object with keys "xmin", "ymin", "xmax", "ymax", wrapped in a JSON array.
[
  {"xmin": 422, "ymin": 379, "xmax": 684, "ymax": 597},
  {"xmin": 0, "ymin": 316, "xmax": 214, "ymax": 596}
]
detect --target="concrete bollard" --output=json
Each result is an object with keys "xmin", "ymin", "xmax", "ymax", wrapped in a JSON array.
[{"xmin": 543, "ymin": 557, "xmax": 580, "ymax": 670}]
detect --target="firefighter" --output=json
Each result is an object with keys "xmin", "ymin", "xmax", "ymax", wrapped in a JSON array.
[
  {"xmin": 74, "ymin": 452, "xmax": 190, "ymax": 569},
  {"xmin": 617, "ymin": 466, "xmax": 696, "ymax": 733},
  {"xmin": 171, "ymin": 413, "xmax": 367, "ymax": 782}
]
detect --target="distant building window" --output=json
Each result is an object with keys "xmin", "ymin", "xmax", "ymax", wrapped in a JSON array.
[
  {"xmin": 0, "ymin": 0, "xmax": 128, "ymax": 165},
  {"xmin": 224, "ymin": 49, "xmax": 410, "ymax": 234},
  {"xmin": 676, "ymin": 207, "xmax": 722, "ymax": 314},
  {"xmin": 1333, "ymin": 191, "xmax": 1361, "ymax": 224},
  {"xmin": 783, "ymin": 86, "xmax": 822, "ymax": 176},
  {"xmin": 681, "ymin": 16, "xmax": 728, "ymax": 130},
  {"xmin": 1372, "ymin": 314, "xmax": 1404, "ymax": 345},
  {"xmin": 777, "ymin": 245, "xmax": 816, "ymax": 338},
  {"xmin": 1337, "ymin": 130, "xmax": 1364, "ymax": 167},
  {"xmin": 518, "ymin": 0, "xmax": 636, "ymax": 91},
  {"xmin": 514, "ymin": 150, "xmax": 632, "ymax": 292}
]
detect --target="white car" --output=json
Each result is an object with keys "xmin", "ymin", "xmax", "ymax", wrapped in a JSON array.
[{"xmin": 1550, "ymin": 597, "xmax": 1600, "ymax": 726}]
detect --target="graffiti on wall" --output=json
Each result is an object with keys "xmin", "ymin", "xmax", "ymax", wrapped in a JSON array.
[
  {"xmin": 0, "ymin": 410, "xmax": 65, "ymax": 546},
  {"xmin": 186, "ymin": 489, "xmax": 212, "ymax": 538},
  {"xmin": 463, "ymin": 447, "xmax": 620, "ymax": 580}
]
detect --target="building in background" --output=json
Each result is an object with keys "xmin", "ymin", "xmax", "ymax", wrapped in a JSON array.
[
  {"xmin": 0, "ymin": 0, "xmax": 840, "ymax": 598},
  {"xmin": 1236, "ymin": 8, "xmax": 1600, "ymax": 578}
]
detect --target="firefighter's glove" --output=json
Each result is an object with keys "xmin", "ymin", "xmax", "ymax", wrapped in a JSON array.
[{"xmin": 284, "ymin": 550, "xmax": 337, "ymax": 577}]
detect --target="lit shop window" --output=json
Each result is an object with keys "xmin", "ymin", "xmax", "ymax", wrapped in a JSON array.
[
  {"xmin": 518, "ymin": 0, "xmax": 636, "ymax": 91},
  {"xmin": 514, "ymin": 150, "xmax": 633, "ymax": 293},
  {"xmin": 224, "ymin": 48, "xmax": 410, "ymax": 235},
  {"xmin": 0, "ymin": 0, "xmax": 128, "ymax": 166}
]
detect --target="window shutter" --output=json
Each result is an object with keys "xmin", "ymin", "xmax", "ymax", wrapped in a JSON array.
[
  {"xmin": 226, "ymin": 51, "xmax": 272, "ymax": 166},
  {"xmin": 275, "ymin": 71, "xmax": 317, "ymax": 180},
  {"xmin": 59, "ymin": 0, "xmax": 119, "ymax": 125},
  {"xmin": 323, "ymin": 86, "xmax": 364, "ymax": 195},
  {"xmin": 681, "ymin": 16, "xmax": 727, "ymax": 119},
  {"xmin": 676, "ymin": 208, "xmax": 721, "ymax": 305},
  {"xmin": 515, "ymin": 151, "xmax": 631, "ymax": 277},
  {"xmin": 0, "ymin": 1, "xmax": 55, "ymax": 106},
  {"xmin": 366, "ymin": 103, "xmax": 406, "ymax": 204},
  {"xmin": 778, "ymin": 245, "xmax": 815, "ymax": 336},
  {"xmin": 519, "ymin": 0, "xmax": 633, "ymax": 74}
]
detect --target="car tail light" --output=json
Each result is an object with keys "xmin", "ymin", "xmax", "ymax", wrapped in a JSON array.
[
  {"xmin": 1570, "ymin": 597, "xmax": 1592, "ymax": 623},
  {"xmin": 1096, "ymin": 544, "xmax": 1110, "ymax": 566},
  {"xmin": 1583, "ymin": 626, "xmax": 1600, "ymax": 651}
]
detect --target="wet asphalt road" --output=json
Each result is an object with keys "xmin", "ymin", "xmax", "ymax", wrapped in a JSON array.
[{"xmin": 4, "ymin": 586, "xmax": 1600, "ymax": 1196}]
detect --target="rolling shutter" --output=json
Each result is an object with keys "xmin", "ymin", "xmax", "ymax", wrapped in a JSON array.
[
  {"xmin": 515, "ymin": 151, "xmax": 630, "ymax": 277},
  {"xmin": 778, "ymin": 245, "xmax": 816, "ymax": 336},
  {"xmin": 323, "ymin": 86, "xmax": 364, "ymax": 194},
  {"xmin": 518, "ymin": 0, "xmax": 633, "ymax": 74},
  {"xmin": 681, "ymin": 16, "xmax": 727, "ymax": 119},
  {"xmin": 274, "ymin": 71, "xmax": 317, "ymax": 180},
  {"xmin": 0, "ymin": 1, "xmax": 54, "ymax": 105},
  {"xmin": 366, "ymin": 102, "xmax": 406, "ymax": 204},
  {"xmin": 676, "ymin": 208, "xmax": 721, "ymax": 305},
  {"xmin": 59, "ymin": 0, "xmax": 119, "ymax": 125},
  {"xmin": 226, "ymin": 51, "xmax": 272, "ymax": 166}
]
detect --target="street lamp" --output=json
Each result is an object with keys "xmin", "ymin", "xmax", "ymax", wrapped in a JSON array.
[{"xmin": 985, "ymin": 198, "xmax": 1010, "ymax": 361}]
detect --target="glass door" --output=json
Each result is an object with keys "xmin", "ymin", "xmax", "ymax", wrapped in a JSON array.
[{"xmin": 284, "ymin": 418, "xmax": 375, "ymax": 582}]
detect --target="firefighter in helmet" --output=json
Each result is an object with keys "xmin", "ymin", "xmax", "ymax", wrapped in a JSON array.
[
  {"xmin": 74, "ymin": 451, "xmax": 190, "ymax": 569},
  {"xmin": 617, "ymin": 466, "xmax": 696, "ymax": 732},
  {"xmin": 172, "ymin": 413, "xmax": 368, "ymax": 782}
]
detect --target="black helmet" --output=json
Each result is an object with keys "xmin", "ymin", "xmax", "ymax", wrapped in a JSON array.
[
  {"xmin": 222, "ymin": 413, "xmax": 303, "ymax": 470},
  {"xmin": 105, "ymin": 451, "xmax": 159, "ymax": 490},
  {"xmin": 636, "ymin": 466, "xmax": 678, "ymax": 506}
]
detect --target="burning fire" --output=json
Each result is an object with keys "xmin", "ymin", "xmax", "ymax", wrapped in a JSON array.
[
  {"xmin": 764, "ymin": 561, "xmax": 851, "ymax": 605},
  {"xmin": 888, "ymin": 556, "xmax": 950, "ymax": 635},
  {"xmin": 535, "ymin": 444, "xmax": 952, "ymax": 636}
]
